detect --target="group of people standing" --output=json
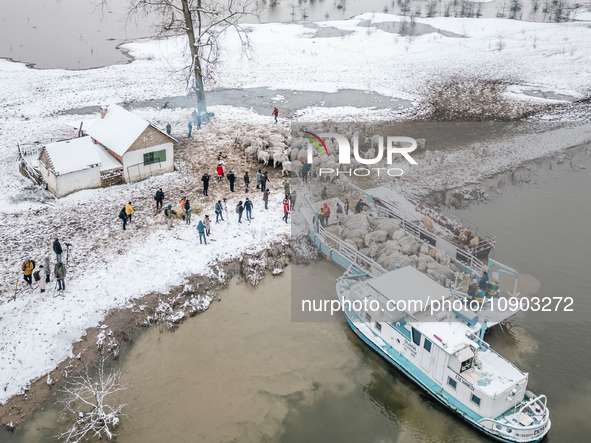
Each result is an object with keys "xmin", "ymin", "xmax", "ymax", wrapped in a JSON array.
[{"xmin": 20, "ymin": 238, "xmax": 67, "ymax": 295}]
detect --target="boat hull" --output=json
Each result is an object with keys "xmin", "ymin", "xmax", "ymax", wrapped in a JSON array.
[{"xmin": 344, "ymin": 313, "xmax": 549, "ymax": 443}]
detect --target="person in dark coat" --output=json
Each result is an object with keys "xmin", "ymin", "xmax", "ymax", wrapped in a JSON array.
[
  {"xmin": 321, "ymin": 187, "xmax": 328, "ymax": 200},
  {"xmin": 184, "ymin": 200, "xmax": 192, "ymax": 225},
  {"xmin": 479, "ymin": 271, "xmax": 489, "ymax": 291},
  {"xmin": 227, "ymin": 169, "xmax": 236, "ymax": 192},
  {"xmin": 236, "ymin": 201, "xmax": 244, "ymax": 223},
  {"xmin": 355, "ymin": 199, "xmax": 369, "ymax": 214},
  {"xmin": 196, "ymin": 113, "xmax": 202, "ymax": 129},
  {"xmin": 166, "ymin": 124, "xmax": 171, "ymax": 135},
  {"xmin": 188, "ymin": 121, "xmax": 193, "ymax": 137},
  {"xmin": 260, "ymin": 171, "xmax": 270, "ymax": 193},
  {"xmin": 244, "ymin": 198, "xmax": 253, "ymax": 221},
  {"xmin": 215, "ymin": 201, "xmax": 224, "ymax": 223},
  {"xmin": 155, "ymin": 188, "xmax": 164, "ymax": 209},
  {"xmin": 53, "ymin": 239, "xmax": 63, "ymax": 264},
  {"xmin": 344, "ymin": 199, "xmax": 350, "ymax": 215},
  {"xmin": 302, "ymin": 163, "xmax": 311, "ymax": 183},
  {"xmin": 201, "ymin": 173, "xmax": 210, "ymax": 196},
  {"xmin": 244, "ymin": 172, "xmax": 250, "ymax": 193},
  {"xmin": 290, "ymin": 191, "xmax": 297, "ymax": 209},
  {"xmin": 263, "ymin": 188, "xmax": 270, "ymax": 209},
  {"xmin": 197, "ymin": 220, "xmax": 207, "ymax": 244},
  {"xmin": 55, "ymin": 261, "xmax": 66, "ymax": 291},
  {"xmin": 119, "ymin": 206, "xmax": 128, "ymax": 230}
]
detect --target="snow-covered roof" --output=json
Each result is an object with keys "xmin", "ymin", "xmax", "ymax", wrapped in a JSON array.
[
  {"xmin": 93, "ymin": 145, "xmax": 123, "ymax": 172},
  {"xmin": 85, "ymin": 104, "xmax": 149, "ymax": 157},
  {"xmin": 366, "ymin": 266, "xmax": 450, "ymax": 314},
  {"xmin": 43, "ymin": 136, "xmax": 101, "ymax": 175}
]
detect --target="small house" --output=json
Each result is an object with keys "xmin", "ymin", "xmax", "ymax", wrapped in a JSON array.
[
  {"xmin": 39, "ymin": 137, "xmax": 103, "ymax": 198},
  {"xmin": 85, "ymin": 104, "xmax": 175, "ymax": 183}
]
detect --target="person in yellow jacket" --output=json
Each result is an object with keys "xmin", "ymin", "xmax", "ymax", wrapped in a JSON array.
[
  {"xmin": 21, "ymin": 259, "xmax": 34, "ymax": 286},
  {"xmin": 126, "ymin": 202, "xmax": 135, "ymax": 223}
]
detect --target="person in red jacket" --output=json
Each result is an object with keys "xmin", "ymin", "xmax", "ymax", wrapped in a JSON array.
[
  {"xmin": 272, "ymin": 107, "xmax": 278, "ymax": 123},
  {"xmin": 282, "ymin": 197, "xmax": 290, "ymax": 223},
  {"xmin": 216, "ymin": 163, "xmax": 224, "ymax": 182}
]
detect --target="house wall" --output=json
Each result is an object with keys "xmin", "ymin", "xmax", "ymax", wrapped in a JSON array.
[
  {"xmin": 122, "ymin": 142, "xmax": 174, "ymax": 183},
  {"xmin": 40, "ymin": 162, "xmax": 101, "ymax": 198}
]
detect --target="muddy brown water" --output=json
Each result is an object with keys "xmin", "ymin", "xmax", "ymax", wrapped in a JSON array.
[{"xmin": 4, "ymin": 144, "xmax": 591, "ymax": 442}]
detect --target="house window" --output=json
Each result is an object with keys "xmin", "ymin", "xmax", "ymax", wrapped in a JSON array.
[
  {"xmin": 471, "ymin": 394, "xmax": 481, "ymax": 407},
  {"xmin": 447, "ymin": 377, "xmax": 457, "ymax": 390},
  {"xmin": 423, "ymin": 338, "xmax": 432, "ymax": 353},
  {"xmin": 143, "ymin": 149, "xmax": 166, "ymax": 166},
  {"xmin": 365, "ymin": 312, "xmax": 371, "ymax": 322},
  {"xmin": 375, "ymin": 322, "xmax": 382, "ymax": 332},
  {"xmin": 411, "ymin": 327, "xmax": 421, "ymax": 346}
]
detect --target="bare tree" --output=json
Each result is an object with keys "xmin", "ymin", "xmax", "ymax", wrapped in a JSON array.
[
  {"xmin": 509, "ymin": 0, "xmax": 523, "ymax": 19},
  {"xmin": 426, "ymin": 0, "xmax": 439, "ymax": 17},
  {"xmin": 57, "ymin": 360, "xmax": 126, "ymax": 443},
  {"xmin": 530, "ymin": 0, "xmax": 540, "ymax": 20},
  {"xmin": 104, "ymin": 0, "xmax": 261, "ymax": 114}
]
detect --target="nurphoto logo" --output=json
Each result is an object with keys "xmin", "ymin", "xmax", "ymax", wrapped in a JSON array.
[{"xmin": 302, "ymin": 131, "xmax": 418, "ymax": 177}]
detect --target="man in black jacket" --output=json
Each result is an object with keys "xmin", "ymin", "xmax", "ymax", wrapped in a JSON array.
[
  {"xmin": 201, "ymin": 174, "xmax": 210, "ymax": 196},
  {"xmin": 355, "ymin": 199, "xmax": 369, "ymax": 214},
  {"xmin": 227, "ymin": 170, "xmax": 236, "ymax": 192},
  {"xmin": 260, "ymin": 171, "xmax": 270, "ymax": 193},
  {"xmin": 155, "ymin": 188, "xmax": 164, "ymax": 209},
  {"xmin": 53, "ymin": 239, "xmax": 62, "ymax": 264},
  {"xmin": 244, "ymin": 172, "xmax": 250, "ymax": 193},
  {"xmin": 119, "ymin": 207, "xmax": 128, "ymax": 230}
]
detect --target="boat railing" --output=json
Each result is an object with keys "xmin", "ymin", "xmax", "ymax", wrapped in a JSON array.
[
  {"xmin": 317, "ymin": 224, "xmax": 388, "ymax": 278},
  {"xmin": 518, "ymin": 394, "xmax": 548, "ymax": 417}
]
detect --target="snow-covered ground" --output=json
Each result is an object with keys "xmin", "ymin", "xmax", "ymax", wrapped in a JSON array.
[{"xmin": 1, "ymin": 13, "xmax": 591, "ymax": 407}]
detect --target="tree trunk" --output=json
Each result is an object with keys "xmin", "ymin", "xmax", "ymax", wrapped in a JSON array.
[{"xmin": 181, "ymin": 0, "xmax": 207, "ymax": 113}]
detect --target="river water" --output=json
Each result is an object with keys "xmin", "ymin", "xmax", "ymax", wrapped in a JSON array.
[
  {"xmin": 5, "ymin": 145, "xmax": 590, "ymax": 442},
  {"xmin": 1, "ymin": 0, "xmax": 546, "ymax": 69}
]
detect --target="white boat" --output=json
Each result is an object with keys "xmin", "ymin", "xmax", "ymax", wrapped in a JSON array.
[{"xmin": 336, "ymin": 266, "xmax": 550, "ymax": 442}]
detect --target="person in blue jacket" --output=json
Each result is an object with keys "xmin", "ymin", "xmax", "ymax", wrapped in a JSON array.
[{"xmin": 197, "ymin": 220, "xmax": 207, "ymax": 244}]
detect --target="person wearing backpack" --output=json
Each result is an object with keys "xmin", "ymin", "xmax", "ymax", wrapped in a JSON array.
[
  {"xmin": 55, "ymin": 261, "xmax": 66, "ymax": 291},
  {"xmin": 22, "ymin": 259, "xmax": 35, "ymax": 286},
  {"xmin": 196, "ymin": 220, "xmax": 207, "ymax": 244},
  {"xmin": 53, "ymin": 238, "xmax": 62, "ymax": 263},
  {"xmin": 155, "ymin": 188, "xmax": 164, "ymax": 209},
  {"xmin": 184, "ymin": 199, "xmax": 192, "ymax": 225},
  {"xmin": 215, "ymin": 200, "xmax": 224, "ymax": 223},
  {"xmin": 37, "ymin": 265, "xmax": 46, "ymax": 293},
  {"xmin": 164, "ymin": 205, "xmax": 176, "ymax": 229},
  {"xmin": 201, "ymin": 173, "xmax": 210, "ymax": 196},
  {"xmin": 244, "ymin": 198, "xmax": 253, "ymax": 221},
  {"xmin": 119, "ymin": 207, "xmax": 128, "ymax": 230},
  {"xmin": 236, "ymin": 201, "xmax": 244, "ymax": 223}
]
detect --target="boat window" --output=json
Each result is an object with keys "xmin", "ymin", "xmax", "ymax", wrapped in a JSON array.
[
  {"xmin": 411, "ymin": 328, "xmax": 421, "ymax": 346},
  {"xmin": 365, "ymin": 312, "xmax": 372, "ymax": 323},
  {"xmin": 423, "ymin": 338, "xmax": 432, "ymax": 353},
  {"xmin": 375, "ymin": 322, "xmax": 382, "ymax": 332},
  {"xmin": 471, "ymin": 394, "xmax": 481, "ymax": 407},
  {"xmin": 447, "ymin": 377, "xmax": 457, "ymax": 390}
]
